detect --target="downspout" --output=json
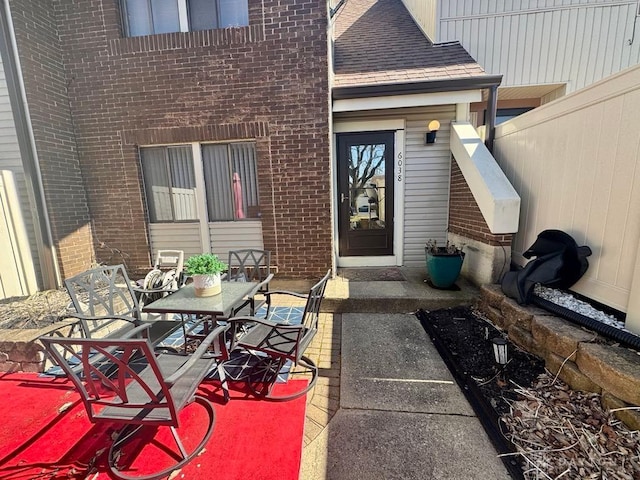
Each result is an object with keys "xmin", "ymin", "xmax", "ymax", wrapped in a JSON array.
[
  {"xmin": 485, "ymin": 84, "xmax": 498, "ymax": 153},
  {"xmin": 0, "ymin": 0, "xmax": 61, "ymax": 290}
]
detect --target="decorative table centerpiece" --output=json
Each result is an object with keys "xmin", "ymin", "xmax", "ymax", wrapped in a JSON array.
[{"xmin": 185, "ymin": 253, "xmax": 228, "ymax": 297}]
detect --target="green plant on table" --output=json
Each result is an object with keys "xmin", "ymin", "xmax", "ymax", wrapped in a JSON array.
[{"xmin": 184, "ymin": 253, "xmax": 228, "ymax": 275}]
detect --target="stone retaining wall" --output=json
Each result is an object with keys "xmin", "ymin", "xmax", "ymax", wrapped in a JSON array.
[{"xmin": 477, "ymin": 285, "xmax": 640, "ymax": 431}]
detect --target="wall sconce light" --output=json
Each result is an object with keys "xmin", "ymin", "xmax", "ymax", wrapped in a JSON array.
[
  {"xmin": 491, "ymin": 337, "xmax": 508, "ymax": 366},
  {"xmin": 425, "ymin": 120, "xmax": 440, "ymax": 144}
]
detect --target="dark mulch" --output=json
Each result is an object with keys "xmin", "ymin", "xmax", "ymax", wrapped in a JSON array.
[{"xmin": 417, "ymin": 306, "xmax": 547, "ymax": 479}]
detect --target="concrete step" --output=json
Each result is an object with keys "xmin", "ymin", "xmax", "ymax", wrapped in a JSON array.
[{"xmin": 272, "ymin": 267, "xmax": 479, "ymax": 314}]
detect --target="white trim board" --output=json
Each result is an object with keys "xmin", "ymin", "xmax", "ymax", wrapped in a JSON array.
[{"xmin": 333, "ymin": 90, "xmax": 482, "ymax": 113}]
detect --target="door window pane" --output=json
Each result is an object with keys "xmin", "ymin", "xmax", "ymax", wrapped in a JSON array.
[
  {"xmin": 348, "ymin": 143, "xmax": 386, "ymax": 231},
  {"xmin": 189, "ymin": 0, "xmax": 218, "ymax": 31}
]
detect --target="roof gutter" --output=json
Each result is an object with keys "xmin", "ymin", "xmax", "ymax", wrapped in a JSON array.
[{"xmin": 332, "ymin": 75, "xmax": 503, "ymax": 100}]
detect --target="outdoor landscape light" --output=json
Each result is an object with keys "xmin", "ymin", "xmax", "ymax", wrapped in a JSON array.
[
  {"xmin": 491, "ymin": 337, "xmax": 508, "ymax": 365},
  {"xmin": 425, "ymin": 120, "xmax": 440, "ymax": 144}
]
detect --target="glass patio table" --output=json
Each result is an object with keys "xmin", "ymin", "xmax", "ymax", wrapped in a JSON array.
[{"xmin": 142, "ymin": 281, "xmax": 258, "ymax": 348}]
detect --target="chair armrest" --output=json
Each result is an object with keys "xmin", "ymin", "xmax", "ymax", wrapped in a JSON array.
[
  {"xmin": 65, "ymin": 312, "xmax": 139, "ymax": 324},
  {"xmin": 263, "ymin": 289, "xmax": 306, "ymax": 299},
  {"xmin": 132, "ymin": 285, "xmax": 178, "ymax": 294},
  {"xmin": 253, "ymin": 273, "xmax": 274, "ymax": 294},
  {"xmin": 164, "ymin": 324, "xmax": 230, "ymax": 386}
]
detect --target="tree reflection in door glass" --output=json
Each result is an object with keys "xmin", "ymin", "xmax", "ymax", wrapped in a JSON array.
[{"xmin": 348, "ymin": 143, "xmax": 386, "ymax": 231}]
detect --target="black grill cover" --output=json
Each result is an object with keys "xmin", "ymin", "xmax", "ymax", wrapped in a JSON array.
[{"xmin": 501, "ymin": 229, "xmax": 592, "ymax": 304}]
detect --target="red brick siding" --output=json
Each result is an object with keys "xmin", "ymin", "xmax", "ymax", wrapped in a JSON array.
[
  {"xmin": 10, "ymin": 0, "xmax": 94, "ymax": 280},
  {"xmin": 449, "ymin": 158, "xmax": 512, "ymax": 247},
  {"xmin": 51, "ymin": 0, "xmax": 330, "ymax": 279}
]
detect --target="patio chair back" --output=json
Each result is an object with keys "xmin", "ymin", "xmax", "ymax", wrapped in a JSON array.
[
  {"xmin": 300, "ymin": 269, "xmax": 330, "ymax": 333},
  {"xmin": 40, "ymin": 324, "xmax": 228, "ymax": 479},
  {"xmin": 64, "ymin": 264, "xmax": 141, "ymax": 339},
  {"xmin": 226, "ymin": 249, "xmax": 274, "ymax": 316}
]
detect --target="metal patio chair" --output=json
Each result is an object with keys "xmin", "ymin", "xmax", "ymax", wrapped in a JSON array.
[
  {"xmin": 134, "ymin": 250, "xmax": 185, "ymax": 310},
  {"xmin": 62, "ymin": 264, "xmax": 150, "ymax": 340},
  {"xmin": 40, "ymin": 323, "xmax": 230, "ymax": 480},
  {"xmin": 226, "ymin": 270, "xmax": 330, "ymax": 401},
  {"xmin": 225, "ymin": 249, "xmax": 274, "ymax": 317}
]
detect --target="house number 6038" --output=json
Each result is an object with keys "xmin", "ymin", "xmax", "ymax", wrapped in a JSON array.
[{"xmin": 397, "ymin": 152, "xmax": 403, "ymax": 181}]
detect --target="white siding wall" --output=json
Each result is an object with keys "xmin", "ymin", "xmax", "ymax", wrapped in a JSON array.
[
  {"xmin": 149, "ymin": 223, "xmax": 202, "ymax": 259},
  {"xmin": 401, "ymin": 0, "xmax": 439, "ymax": 40},
  {"xmin": 0, "ymin": 56, "xmax": 39, "ymax": 298},
  {"xmin": 436, "ymin": 0, "xmax": 640, "ymax": 93},
  {"xmin": 403, "ymin": 106, "xmax": 457, "ymax": 266},
  {"xmin": 493, "ymin": 64, "xmax": 640, "ymax": 314},
  {"xmin": 148, "ymin": 220, "xmax": 264, "ymax": 264},
  {"xmin": 209, "ymin": 220, "xmax": 264, "ymax": 260}
]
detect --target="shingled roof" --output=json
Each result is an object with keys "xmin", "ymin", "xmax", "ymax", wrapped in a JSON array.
[{"xmin": 333, "ymin": 0, "xmax": 491, "ymax": 93}]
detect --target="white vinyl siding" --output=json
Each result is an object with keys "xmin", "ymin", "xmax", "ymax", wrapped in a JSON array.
[
  {"xmin": 0, "ymin": 56, "xmax": 40, "ymax": 297},
  {"xmin": 401, "ymin": 0, "xmax": 439, "ymax": 40},
  {"xmin": 403, "ymin": 106, "xmax": 456, "ymax": 266},
  {"xmin": 149, "ymin": 223, "xmax": 202, "ymax": 258},
  {"xmin": 209, "ymin": 220, "xmax": 264, "ymax": 259},
  {"xmin": 148, "ymin": 221, "xmax": 263, "ymax": 262},
  {"xmin": 421, "ymin": 0, "xmax": 640, "ymax": 94}
]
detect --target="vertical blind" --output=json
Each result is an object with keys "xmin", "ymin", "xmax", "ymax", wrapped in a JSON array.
[
  {"xmin": 141, "ymin": 146, "xmax": 197, "ymax": 222},
  {"xmin": 202, "ymin": 143, "xmax": 259, "ymax": 221}
]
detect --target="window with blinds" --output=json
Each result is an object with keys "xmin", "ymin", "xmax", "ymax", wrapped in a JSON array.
[
  {"xmin": 202, "ymin": 142, "xmax": 259, "ymax": 221},
  {"xmin": 141, "ymin": 146, "xmax": 198, "ymax": 222},
  {"xmin": 140, "ymin": 142, "xmax": 259, "ymax": 223}
]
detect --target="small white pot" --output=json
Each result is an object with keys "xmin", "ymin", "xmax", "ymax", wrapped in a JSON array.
[{"xmin": 193, "ymin": 273, "xmax": 222, "ymax": 297}]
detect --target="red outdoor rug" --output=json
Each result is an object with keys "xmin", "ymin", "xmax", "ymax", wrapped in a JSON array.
[{"xmin": 0, "ymin": 373, "xmax": 307, "ymax": 480}]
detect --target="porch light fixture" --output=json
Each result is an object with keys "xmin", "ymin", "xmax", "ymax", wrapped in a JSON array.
[
  {"xmin": 425, "ymin": 120, "xmax": 440, "ymax": 144},
  {"xmin": 491, "ymin": 337, "xmax": 508, "ymax": 366}
]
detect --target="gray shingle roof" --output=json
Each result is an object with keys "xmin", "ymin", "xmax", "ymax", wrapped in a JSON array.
[{"xmin": 333, "ymin": 0, "xmax": 486, "ymax": 89}]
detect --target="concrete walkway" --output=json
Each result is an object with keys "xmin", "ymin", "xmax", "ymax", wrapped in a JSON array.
[{"xmin": 296, "ymin": 268, "xmax": 510, "ymax": 480}]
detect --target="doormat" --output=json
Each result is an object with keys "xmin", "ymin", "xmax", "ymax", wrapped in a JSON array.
[{"xmin": 338, "ymin": 268, "xmax": 406, "ymax": 282}]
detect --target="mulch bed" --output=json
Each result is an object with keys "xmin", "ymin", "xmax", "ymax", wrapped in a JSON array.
[{"xmin": 417, "ymin": 306, "xmax": 640, "ymax": 480}]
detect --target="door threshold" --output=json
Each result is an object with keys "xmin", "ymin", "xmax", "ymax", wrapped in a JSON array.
[{"xmin": 337, "ymin": 256, "xmax": 397, "ymax": 267}]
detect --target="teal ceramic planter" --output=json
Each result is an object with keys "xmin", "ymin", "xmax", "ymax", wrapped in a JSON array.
[{"xmin": 425, "ymin": 249, "xmax": 465, "ymax": 289}]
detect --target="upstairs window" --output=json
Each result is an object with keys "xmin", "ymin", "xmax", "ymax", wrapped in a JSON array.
[{"xmin": 122, "ymin": 0, "xmax": 249, "ymax": 37}]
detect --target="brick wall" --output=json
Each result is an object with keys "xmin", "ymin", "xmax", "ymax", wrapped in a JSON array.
[
  {"xmin": 449, "ymin": 158, "xmax": 512, "ymax": 247},
  {"xmin": 10, "ymin": 0, "xmax": 94, "ymax": 279},
  {"xmin": 30, "ymin": 0, "xmax": 329, "ymax": 279}
]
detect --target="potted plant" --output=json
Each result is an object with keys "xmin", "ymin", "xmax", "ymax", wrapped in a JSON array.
[
  {"xmin": 425, "ymin": 239, "xmax": 465, "ymax": 289},
  {"xmin": 184, "ymin": 253, "xmax": 228, "ymax": 297}
]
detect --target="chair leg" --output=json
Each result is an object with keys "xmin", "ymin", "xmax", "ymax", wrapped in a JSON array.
[
  {"xmin": 248, "ymin": 355, "xmax": 318, "ymax": 402},
  {"xmin": 217, "ymin": 363, "xmax": 230, "ymax": 403},
  {"xmin": 107, "ymin": 396, "xmax": 216, "ymax": 480}
]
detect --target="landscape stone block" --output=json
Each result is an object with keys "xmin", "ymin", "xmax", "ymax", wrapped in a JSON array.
[
  {"xmin": 479, "ymin": 284, "xmax": 505, "ymax": 308},
  {"xmin": 507, "ymin": 325, "xmax": 543, "ymax": 358},
  {"xmin": 501, "ymin": 298, "xmax": 533, "ymax": 331},
  {"xmin": 478, "ymin": 300, "xmax": 505, "ymax": 330},
  {"xmin": 544, "ymin": 352, "xmax": 601, "ymax": 393},
  {"xmin": 532, "ymin": 315, "xmax": 598, "ymax": 361},
  {"xmin": 577, "ymin": 343, "xmax": 640, "ymax": 406},
  {"xmin": 601, "ymin": 392, "xmax": 640, "ymax": 431}
]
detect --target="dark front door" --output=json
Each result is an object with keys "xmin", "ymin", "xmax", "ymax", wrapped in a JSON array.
[{"xmin": 337, "ymin": 132, "xmax": 394, "ymax": 257}]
